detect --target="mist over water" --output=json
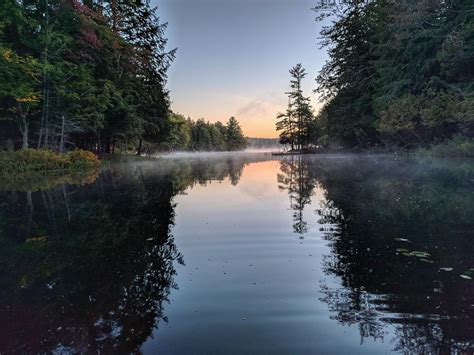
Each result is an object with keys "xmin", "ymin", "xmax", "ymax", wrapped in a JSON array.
[
  {"xmin": 0, "ymin": 153, "xmax": 473, "ymax": 353},
  {"xmin": 156, "ymin": 148, "xmax": 280, "ymax": 160}
]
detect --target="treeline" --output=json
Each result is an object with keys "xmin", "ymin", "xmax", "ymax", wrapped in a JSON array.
[
  {"xmin": 312, "ymin": 0, "xmax": 474, "ymax": 149},
  {"xmin": 0, "ymin": 0, "xmax": 175, "ymax": 154},
  {"xmin": 164, "ymin": 114, "xmax": 247, "ymax": 152}
]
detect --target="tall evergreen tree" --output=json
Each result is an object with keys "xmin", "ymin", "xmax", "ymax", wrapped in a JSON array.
[
  {"xmin": 0, "ymin": 0, "xmax": 175, "ymax": 154},
  {"xmin": 226, "ymin": 116, "xmax": 247, "ymax": 150},
  {"xmin": 276, "ymin": 64, "xmax": 315, "ymax": 150}
]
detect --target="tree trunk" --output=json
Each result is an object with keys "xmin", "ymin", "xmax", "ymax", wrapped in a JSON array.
[
  {"xmin": 104, "ymin": 138, "xmax": 111, "ymax": 154},
  {"xmin": 136, "ymin": 138, "xmax": 143, "ymax": 156},
  {"xmin": 58, "ymin": 115, "xmax": 65, "ymax": 153},
  {"xmin": 38, "ymin": 0, "xmax": 50, "ymax": 149},
  {"xmin": 22, "ymin": 123, "xmax": 29, "ymax": 149},
  {"xmin": 19, "ymin": 114, "xmax": 29, "ymax": 149}
]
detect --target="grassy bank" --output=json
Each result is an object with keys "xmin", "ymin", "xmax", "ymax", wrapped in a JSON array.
[{"xmin": 0, "ymin": 149, "xmax": 100, "ymax": 174}]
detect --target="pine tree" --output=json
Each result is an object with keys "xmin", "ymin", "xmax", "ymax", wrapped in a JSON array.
[
  {"xmin": 276, "ymin": 64, "xmax": 314, "ymax": 151},
  {"xmin": 226, "ymin": 116, "xmax": 247, "ymax": 150}
]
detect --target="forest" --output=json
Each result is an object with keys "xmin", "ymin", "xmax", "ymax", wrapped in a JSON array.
[
  {"xmin": 277, "ymin": 0, "xmax": 474, "ymax": 151},
  {"xmin": 313, "ymin": 0, "xmax": 474, "ymax": 149},
  {"xmin": 0, "ymin": 0, "xmax": 247, "ymax": 155},
  {"xmin": 165, "ymin": 114, "xmax": 247, "ymax": 152},
  {"xmin": 2, "ymin": 0, "xmax": 474, "ymax": 156}
]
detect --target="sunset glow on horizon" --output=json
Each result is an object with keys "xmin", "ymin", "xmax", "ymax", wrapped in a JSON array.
[
  {"xmin": 158, "ymin": 0, "xmax": 327, "ymax": 138},
  {"xmin": 170, "ymin": 90, "xmax": 322, "ymax": 138}
]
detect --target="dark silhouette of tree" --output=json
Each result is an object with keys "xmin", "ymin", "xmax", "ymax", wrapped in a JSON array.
[{"xmin": 276, "ymin": 64, "xmax": 315, "ymax": 151}]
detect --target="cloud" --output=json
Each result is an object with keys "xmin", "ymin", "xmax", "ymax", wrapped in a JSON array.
[
  {"xmin": 235, "ymin": 95, "xmax": 285, "ymax": 120},
  {"xmin": 237, "ymin": 99, "xmax": 267, "ymax": 116}
]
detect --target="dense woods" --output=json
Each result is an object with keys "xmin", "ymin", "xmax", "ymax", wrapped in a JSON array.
[
  {"xmin": 312, "ymin": 0, "xmax": 474, "ymax": 149},
  {"xmin": 0, "ymin": 0, "xmax": 247, "ymax": 155},
  {"xmin": 166, "ymin": 114, "xmax": 247, "ymax": 152},
  {"xmin": 0, "ymin": 0, "xmax": 174, "ymax": 154}
]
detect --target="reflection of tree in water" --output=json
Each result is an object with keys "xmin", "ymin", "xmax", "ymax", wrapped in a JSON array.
[
  {"xmin": 0, "ymin": 169, "xmax": 100, "ymax": 193},
  {"xmin": 188, "ymin": 157, "xmax": 245, "ymax": 186},
  {"xmin": 277, "ymin": 156, "xmax": 316, "ymax": 236},
  {"xmin": 0, "ymin": 156, "xmax": 250, "ymax": 353},
  {"xmin": 313, "ymin": 157, "xmax": 474, "ymax": 353}
]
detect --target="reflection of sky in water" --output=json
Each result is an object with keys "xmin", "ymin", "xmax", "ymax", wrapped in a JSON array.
[
  {"xmin": 2, "ymin": 154, "xmax": 473, "ymax": 353},
  {"xmin": 143, "ymin": 159, "xmax": 396, "ymax": 354}
]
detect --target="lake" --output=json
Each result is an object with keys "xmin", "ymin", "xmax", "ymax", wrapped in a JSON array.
[{"xmin": 1, "ymin": 153, "xmax": 473, "ymax": 353}]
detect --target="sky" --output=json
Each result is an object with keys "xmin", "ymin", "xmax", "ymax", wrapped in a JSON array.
[{"xmin": 155, "ymin": 0, "xmax": 328, "ymax": 138}]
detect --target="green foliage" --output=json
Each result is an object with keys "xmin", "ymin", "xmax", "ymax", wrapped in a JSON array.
[
  {"xmin": 313, "ymin": 0, "xmax": 474, "ymax": 149},
  {"xmin": 167, "ymin": 113, "xmax": 191, "ymax": 150},
  {"xmin": 226, "ymin": 116, "xmax": 247, "ymax": 150},
  {"xmin": 276, "ymin": 64, "xmax": 315, "ymax": 150},
  {"xmin": 378, "ymin": 95, "xmax": 420, "ymax": 133},
  {"xmin": 0, "ymin": 0, "xmax": 175, "ymax": 153},
  {"xmin": 0, "ymin": 148, "xmax": 100, "ymax": 173},
  {"xmin": 167, "ymin": 114, "xmax": 247, "ymax": 151}
]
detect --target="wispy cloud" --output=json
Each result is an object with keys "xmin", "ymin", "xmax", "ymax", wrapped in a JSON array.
[
  {"xmin": 236, "ymin": 99, "xmax": 271, "ymax": 117},
  {"xmin": 235, "ymin": 93, "xmax": 285, "ymax": 119}
]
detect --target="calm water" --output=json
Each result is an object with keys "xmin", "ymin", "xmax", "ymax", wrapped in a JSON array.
[{"xmin": 1, "ymin": 153, "xmax": 474, "ymax": 353}]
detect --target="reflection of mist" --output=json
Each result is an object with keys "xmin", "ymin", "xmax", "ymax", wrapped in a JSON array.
[
  {"xmin": 0, "ymin": 154, "xmax": 270, "ymax": 353},
  {"xmin": 313, "ymin": 156, "xmax": 474, "ymax": 353},
  {"xmin": 2, "ymin": 154, "xmax": 474, "ymax": 353}
]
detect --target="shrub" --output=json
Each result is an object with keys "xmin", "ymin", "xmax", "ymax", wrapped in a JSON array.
[
  {"xmin": 0, "ymin": 149, "xmax": 100, "ymax": 174},
  {"xmin": 66, "ymin": 150, "xmax": 101, "ymax": 169}
]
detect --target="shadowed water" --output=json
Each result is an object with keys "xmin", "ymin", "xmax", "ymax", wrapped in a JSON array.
[{"xmin": 0, "ymin": 153, "xmax": 473, "ymax": 353}]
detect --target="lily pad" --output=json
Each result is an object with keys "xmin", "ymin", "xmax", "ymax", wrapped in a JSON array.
[{"xmin": 410, "ymin": 251, "xmax": 431, "ymax": 258}]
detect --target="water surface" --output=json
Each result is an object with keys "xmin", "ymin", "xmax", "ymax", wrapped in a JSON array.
[{"xmin": 1, "ymin": 153, "xmax": 473, "ymax": 353}]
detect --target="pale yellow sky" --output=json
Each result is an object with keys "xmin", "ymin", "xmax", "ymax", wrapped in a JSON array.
[{"xmin": 170, "ymin": 91, "xmax": 321, "ymax": 138}]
